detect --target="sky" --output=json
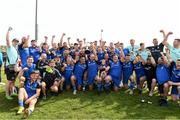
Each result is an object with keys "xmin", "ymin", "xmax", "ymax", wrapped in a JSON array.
[{"xmin": 0, "ymin": 0, "xmax": 179, "ymax": 47}]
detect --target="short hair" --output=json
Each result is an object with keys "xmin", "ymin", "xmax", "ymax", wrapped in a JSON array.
[
  {"xmin": 175, "ymin": 39, "xmax": 180, "ymax": 42},
  {"xmin": 140, "ymin": 43, "xmax": 144, "ymax": 46},
  {"xmin": 27, "ymin": 56, "xmax": 33, "ymax": 59}
]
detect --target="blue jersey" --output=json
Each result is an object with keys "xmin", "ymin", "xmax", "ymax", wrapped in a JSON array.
[
  {"xmin": 171, "ymin": 62, "xmax": 180, "ymax": 82},
  {"xmin": 123, "ymin": 48, "xmax": 130, "ymax": 56},
  {"xmin": 70, "ymin": 50, "xmax": 80, "ymax": 59},
  {"xmin": 109, "ymin": 61, "xmax": 122, "ymax": 78},
  {"xmin": 97, "ymin": 52, "xmax": 105, "ymax": 62},
  {"xmin": 123, "ymin": 61, "xmax": 133, "ymax": 77},
  {"xmin": 18, "ymin": 45, "xmax": 30, "ymax": 66},
  {"xmin": 41, "ymin": 49, "xmax": 51, "ymax": 60},
  {"xmin": 23, "ymin": 64, "xmax": 36, "ymax": 79},
  {"xmin": 29, "ymin": 46, "xmax": 40, "ymax": 63},
  {"xmin": 74, "ymin": 62, "xmax": 87, "ymax": 85},
  {"xmin": 74, "ymin": 62, "xmax": 87, "ymax": 79},
  {"xmin": 156, "ymin": 64, "xmax": 170, "ymax": 85},
  {"xmin": 115, "ymin": 48, "xmax": 120, "ymax": 56},
  {"xmin": 134, "ymin": 62, "xmax": 145, "ymax": 76},
  {"xmin": 87, "ymin": 60, "xmax": 98, "ymax": 77},
  {"xmin": 25, "ymin": 79, "xmax": 41, "ymax": 98},
  {"xmin": 63, "ymin": 64, "xmax": 74, "ymax": 80}
]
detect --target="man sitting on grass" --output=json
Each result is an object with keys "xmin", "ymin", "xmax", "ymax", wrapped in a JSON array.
[{"xmin": 17, "ymin": 70, "xmax": 41, "ymax": 119}]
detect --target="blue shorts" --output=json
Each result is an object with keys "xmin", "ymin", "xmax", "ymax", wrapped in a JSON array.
[
  {"xmin": 65, "ymin": 76, "xmax": 71, "ymax": 86},
  {"xmin": 111, "ymin": 76, "xmax": 120, "ymax": 87},
  {"xmin": 136, "ymin": 74, "xmax": 145, "ymax": 85},
  {"xmin": 171, "ymin": 85, "xmax": 178, "ymax": 95},
  {"xmin": 87, "ymin": 75, "xmax": 96, "ymax": 85},
  {"xmin": 75, "ymin": 75, "xmax": 83, "ymax": 86},
  {"xmin": 123, "ymin": 73, "xmax": 131, "ymax": 84}
]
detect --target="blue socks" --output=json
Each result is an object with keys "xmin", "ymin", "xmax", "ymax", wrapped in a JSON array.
[
  {"xmin": 129, "ymin": 82, "xmax": 135, "ymax": 90},
  {"xmin": 104, "ymin": 82, "xmax": 110, "ymax": 91},
  {"xmin": 18, "ymin": 100, "xmax": 24, "ymax": 107},
  {"xmin": 97, "ymin": 83, "xmax": 102, "ymax": 92}
]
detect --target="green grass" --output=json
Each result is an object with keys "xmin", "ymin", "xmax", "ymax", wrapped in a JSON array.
[{"xmin": 0, "ymin": 71, "xmax": 180, "ymax": 119}]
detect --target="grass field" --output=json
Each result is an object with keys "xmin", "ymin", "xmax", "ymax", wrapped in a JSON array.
[{"xmin": 0, "ymin": 70, "xmax": 180, "ymax": 119}]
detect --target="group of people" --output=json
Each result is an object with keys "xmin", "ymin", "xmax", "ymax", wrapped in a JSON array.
[{"xmin": 0, "ymin": 27, "xmax": 179, "ymax": 118}]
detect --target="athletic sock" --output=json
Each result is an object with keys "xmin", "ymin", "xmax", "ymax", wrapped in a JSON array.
[
  {"xmin": 29, "ymin": 108, "xmax": 33, "ymax": 115},
  {"xmin": 104, "ymin": 82, "xmax": 110, "ymax": 90},
  {"xmin": 83, "ymin": 81, "xmax": 87, "ymax": 88},
  {"xmin": 18, "ymin": 100, "xmax": 24, "ymax": 107},
  {"xmin": 73, "ymin": 86, "xmax": 76, "ymax": 91},
  {"xmin": 97, "ymin": 83, "xmax": 102, "ymax": 92},
  {"xmin": 129, "ymin": 82, "xmax": 135, "ymax": 90}
]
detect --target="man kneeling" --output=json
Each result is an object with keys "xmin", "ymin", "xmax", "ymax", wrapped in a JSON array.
[
  {"xmin": 17, "ymin": 70, "xmax": 41, "ymax": 119},
  {"xmin": 41, "ymin": 60, "xmax": 64, "ymax": 99}
]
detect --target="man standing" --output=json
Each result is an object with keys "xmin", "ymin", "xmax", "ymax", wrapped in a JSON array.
[
  {"xmin": 161, "ymin": 30, "xmax": 180, "ymax": 63},
  {"xmin": 126, "ymin": 39, "xmax": 139, "ymax": 60},
  {"xmin": 146, "ymin": 38, "xmax": 164, "ymax": 63},
  {"xmin": 5, "ymin": 27, "xmax": 19, "ymax": 99}
]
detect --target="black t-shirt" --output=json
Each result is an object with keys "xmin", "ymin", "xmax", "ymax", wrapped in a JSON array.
[
  {"xmin": 143, "ymin": 64, "xmax": 156, "ymax": 79},
  {"xmin": 146, "ymin": 43, "xmax": 164, "ymax": 63},
  {"xmin": 36, "ymin": 59, "xmax": 49, "ymax": 77}
]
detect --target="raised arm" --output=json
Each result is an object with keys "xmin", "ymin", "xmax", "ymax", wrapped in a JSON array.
[
  {"xmin": 51, "ymin": 35, "xmax": 55, "ymax": 47},
  {"xmin": 160, "ymin": 52, "xmax": 170, "ymax": 66},
  {"xmin": 6, "ymin": 27, "xmax": 12, "ymax": 47},
  {"xmin": 59, "ymin": 33, "xmax": 66, "ymax": 47},
  {"xmin": 67, "ymin": 37, "xmax": 71, "ymax": 47},
  {"xmin": 22, "ymin": 35, "xmax": 29, "ymax": 48},
  {"xmin": 44, "ymin": 36, "xmax": 48, "ymax": 43},
  {"xmin": 160, "ymin": 30, "xmax": 173, "ymax": 47},
  {"xmin": 119, "ymin": 47, "xmax": 125, "ymax": 58},
  {"xmin": 165, "ymin": 48, "xmax": 173, "ymax": 63}
]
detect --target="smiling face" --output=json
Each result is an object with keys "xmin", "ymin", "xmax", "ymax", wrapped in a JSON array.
[
  {"xmin": 173, "ymin": 39, "xmax": 180, "ymax": 48},
  {"xmin": 113, "ymin": 55, "xmax": 119, "ymax": 63},
  {"xmin": 90, "ymin": 54, "xmax": 95, "ymax": 61},
  {"xmin": 153, "ymin": 38, "xmax": 158, "ymax": 46},
  {"xmin": 80, "ymin": 56, "xmax": 86, "ymax": 64}
]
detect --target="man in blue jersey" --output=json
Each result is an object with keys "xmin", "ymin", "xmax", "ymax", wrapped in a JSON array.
[
  {"xmin": 61, "ymin": 56, "xmax": 75, "ymax": 94},
  {"xmin": 17, "ymin": 70, "xmax": 41, "ymax": 119},
  {"xmin": 21, "ymin": 56, "xmax": 36, "ymax": 79},
  {"xmin": 29, "ymin": 39, "xmax": 41, "ymax": 63},
  {"xmin": 165, "ymin": 50, "xmax": 180, "ymax": 103},
  {"xmin": 156, "ymin": 52, "xmax": 171, "ymax": 106},
  {"xmin": 121, "ymin": 54, "xmax": 135, "ymax": 94},
  {"xmin": 109, "ymin": 55, "xmax": 122, "ymax": 92},
  {"xmin": 5, "ymin": 27, "xmax": 19, "ymax": 100},
  {"xmin": 87, "ymin": 53, "xmax": 98, "ymax": 91},
  {"xmin": 97, "ymin": 47, "xmax": 105, "ymax": 64},
  {"xmin": 95, "ymin": 59, "xmax": 112, "ymax": 94},
  {"xmin": 133, "ymin": 55, "xmax": 146, "ymax": 91},
  {"xmin": 18, "ymin": 36, "xmax": 30, "ymax": 66},
  {"xmin": 72, "ymin": 56, "xmax": 87, "ymax": 91}
]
